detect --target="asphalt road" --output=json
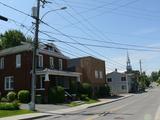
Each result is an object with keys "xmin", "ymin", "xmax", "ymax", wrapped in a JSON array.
[{"xmin": 36, "ymin": 86, "xmax": 160, "ymax": 120}]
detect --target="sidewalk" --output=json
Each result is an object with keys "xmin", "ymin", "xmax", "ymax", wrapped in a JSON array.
[{"xmin": 0, "ymin": 94, "xmax": 133, "ymax": 120}]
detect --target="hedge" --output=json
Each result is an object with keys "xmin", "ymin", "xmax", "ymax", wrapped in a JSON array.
[{"xmin": 0, "ymin": 101, "xmax": 20, "ymax": 110}]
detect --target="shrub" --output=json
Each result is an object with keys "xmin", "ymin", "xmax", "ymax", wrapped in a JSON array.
[
  {"xmin": 18, "ymin": 90, "xmax": 30, "ymax": 103},
  {"xmin": 7, "ymin": 91, "xmax": 16, "ymax": 102},
  {"xmin": 48, "ymin": 86, "xmax": 65, "ymax": 104},
  {"xmin": 80, "ymin": 83, "xmax": 92, "ymax": 97},
  {"xmin": 0, "ymin": 101, "xmax": 20, "ymax": 110},
  {"xmin": 80, "ymin": 94, "xmax": 90, "ymax": 101},
  {"xmin": 1, "ymin": 97, "xmax": 8, "ymax": 102},
  {"xmin": 99, "ymin": 85, "xmax": 111, "ymax": 98}
]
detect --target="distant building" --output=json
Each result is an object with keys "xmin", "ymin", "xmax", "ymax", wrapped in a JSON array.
[
  {"xmin": 106, "ymin": 69, "xmax": 132, "ymax": 95},
  {"xmin": 68, "ymin": 56, "xmax": 106, "ymax": 95}
]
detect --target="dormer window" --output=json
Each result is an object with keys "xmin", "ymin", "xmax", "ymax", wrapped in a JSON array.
[{"xmin": 48, "ymin": 46, "xmax": 53, "ymax": 51}]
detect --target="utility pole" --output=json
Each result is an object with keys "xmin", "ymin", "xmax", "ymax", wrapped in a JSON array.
[
  {"xmin": 139, "ymin": 59, "xmax": 142, "ymax": 75},
  {"xmin": 30, "ymin": 0, "xmax": 41, "ymax": 111}
]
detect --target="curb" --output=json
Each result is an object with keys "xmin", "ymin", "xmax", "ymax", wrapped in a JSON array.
[{"xmin": 87, "ymin": 95, "xmax": 134, "ymax": 108}]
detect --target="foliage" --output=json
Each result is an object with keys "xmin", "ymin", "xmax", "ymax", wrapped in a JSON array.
[
  {"xmin": 0, "ymin": 30, "xmax": 27, "ymax": 49},
  {"xmin": 80, "ymin": 94, "xmax": 90, "ymax": 101},
  {"xmin": 1, "ymin": 97, "xmax": 8, "ymax": 102},
  {"xmin": 0, "ymin": 101, "xmax": 20, "ymax": 110},
  {"xmin": 7, "ymin": 91, "xmax": 16, "ymax": 102},
  {"xmin": 98, "ymin": 85, "xmax": 111, "ymax": 98},
  {"xmin": 48, "ymin": 86, "xmax": 65, "ymax": 104},
  {"xmin": 18, "ymin": 90, "xmax": 30, "ymax": 103},
  {"xmin": 79, "ymin": 83, "xmax": 92, "ymax": 98},
  {"xmin": 138, "ymin": 72, "xmax": 150, "ymax": 91}
]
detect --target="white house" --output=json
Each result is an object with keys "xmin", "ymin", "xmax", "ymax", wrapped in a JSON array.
[{"xmin": 106, "ymin": 69, "xmax": 132, "ymax": 95}]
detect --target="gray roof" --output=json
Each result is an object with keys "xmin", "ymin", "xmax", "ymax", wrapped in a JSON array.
[{"xmin": 0, "ymin": 42, "xmax": 68, "ymax": 59}]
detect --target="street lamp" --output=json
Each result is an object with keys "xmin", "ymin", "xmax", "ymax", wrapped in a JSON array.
[
  {"xmin": 40, "ymin": 7, "xmax": 67, "ymax": 20},
  {"xmin": 0, "ymin": 15, "xmax": 8, "ymax": 22}
]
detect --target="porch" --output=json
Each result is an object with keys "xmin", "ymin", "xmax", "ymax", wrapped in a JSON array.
[{"xmin": 36, "ymin": 68, "xmax": 81, "ymax": 103}]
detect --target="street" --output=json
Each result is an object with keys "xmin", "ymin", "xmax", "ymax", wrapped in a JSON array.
[{"xmin": 36, "ymin": 86, "xmax": 160, "ymax": 120}]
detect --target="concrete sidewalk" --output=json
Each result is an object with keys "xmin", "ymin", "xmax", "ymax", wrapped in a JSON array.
[{"xmin": 0, "ymin": 94, "xmax": 133, "ymax": 120}]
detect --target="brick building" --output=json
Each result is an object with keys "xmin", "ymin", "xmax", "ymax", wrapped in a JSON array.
[
  {"xmin": 0, "ymin": 42, "xmax": 81, "ymax": 102},
  {"xmin": 68, "ymin": 56, "xmax": 106, "ymax": 94}
]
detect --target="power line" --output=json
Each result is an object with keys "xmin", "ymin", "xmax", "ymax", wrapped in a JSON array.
[
  {"xmin": 40, "ymin": 30, "xmax": 126, "ymax": 70},
  {"xmin": 41, "ymin": 30, "xmax": 160, "ymax": 50},
  {"xmin": 41, "ymin": 38, "xmax": 160, "ymax": 52},
  {"xmin": 51, "ymin": 1, "xmax": 126, "ymax": 69},
  {"xmin": 0, "ymin": 1, "xmax": 32, "ymax": 17},
  {"xmin": 0, "ymin": 1, "xmax": 126, "ymax": 70}
]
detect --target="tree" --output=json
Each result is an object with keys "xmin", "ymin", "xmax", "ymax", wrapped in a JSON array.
[{"xmin": 0, "ymin": 30, "xmax": 27, "ymax": 49}]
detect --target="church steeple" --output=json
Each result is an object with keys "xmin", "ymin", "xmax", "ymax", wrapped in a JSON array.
[{"xmin": 126, "ymin": 51, "xmax": 132, "ymax": 72}]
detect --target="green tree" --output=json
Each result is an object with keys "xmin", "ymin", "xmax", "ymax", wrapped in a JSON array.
[{"xmin": 0, "ymin": 30, "xmax": 27, "ymax": 49}]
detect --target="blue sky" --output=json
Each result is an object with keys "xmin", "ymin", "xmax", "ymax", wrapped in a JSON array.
[{"xmin": 0, "ymin": 0, "xmax": 160, "ymax": 74}]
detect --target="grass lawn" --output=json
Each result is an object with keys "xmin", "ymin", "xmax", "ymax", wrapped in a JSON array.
[
  {"xmin": 0, "ymin": 110, "xmax": 33, "ymax": 118},
  {"xmin": 67, "ymin": 99, "xmax": 99, "ymax": 107}
]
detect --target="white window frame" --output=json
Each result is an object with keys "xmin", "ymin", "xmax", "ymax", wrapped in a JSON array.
[
  {"xmin": 95, "ymin": 70, "xmax": 99, "ymax": 79},
  {"xmin": 99, "ymin": 71, "xmax": 103, "ymax": 79},
  {"xmin": 38, "ymin": 54, "xmax": 43, "ymax": 68},
  {"xmin": 36, "ymin": 76, "xmax": 45, "ymax": 90},
  {"xmin": 0, "ymin": 57, "xmax": 4, "ymax": 69},
  {"xmin": 4, "ymin": 76, "xmax": 14, "ymax": 90},
  {"xmin": 49, "ymin": 57, "xmax": 54, "ymax": 68},
  {"xmin": 16, "ymin": 54, "xmax": 21, "ymax": 68},
  {"xmin": 59, "ymin": 59, "xmax": 63, "ymax": 70}
]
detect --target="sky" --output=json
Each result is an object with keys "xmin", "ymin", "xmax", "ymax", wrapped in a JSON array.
[{"xmin": 0, "ymin": 0, "xmax": 160, "ymax": 74}]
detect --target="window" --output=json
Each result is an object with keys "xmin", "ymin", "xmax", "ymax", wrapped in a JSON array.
[
  {"xmin": 36, "ymin": 76, "xmax": 45, "ymax": 90},
  {"xmin": 4, "ymin": 76, "xmax": 14, "ymax": 90},
  {"xmin": 59, "ymin": 59, "xmax": 63, "ymax": 70},
  {"xmin": 107, "ymin": 78, "xmax": 112, "ymax": 82},
  {"xmin": 95, "ymin": 70, "xmax": 98, "ymax": 78},
  {"xmin": 38, "ymin": 54, "xmax": 43, "ymax": 68},
  {"xmin": 50, "ymin": 57, "xmax": 54, "ymax": 68},
  {"xmin": 121, "ymin": 85, "xmax": 127, "ymax": 90},
  {"xmin": 99, "ymin": 71, "xmax": 103, "ymax": 79},
  {"xmin": 121, "ymin": 77, "xmax": 126, "ymax": 81},
  {"xmin": 16, "ymin": 54, "xmax": 21, "ymax": 68},
  {"xmin": 0, "ymin": 57, "xmax": 4, "ymax": 69}
]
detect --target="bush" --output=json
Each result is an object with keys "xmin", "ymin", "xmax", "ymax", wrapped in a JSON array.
[
  {"xmin": 1, "ymin": 97, "xmax": 8, "ymax": 102},
  {"xmin": 18, "ymin": 90, "xmax": 30, "ymax": 103},
  {"xmin": 80, "ymin": 83, "xmax": 92, "ymax": 97},
  {"xmin": 48, "ymin": 86, "xmax": 65, "ymax": 104},
  {"xmin": 0, "ymin": 101, "xmax": 20, "ymax": 110},
  {"xmin": 99, "ymin": 85, "xmax": 111, "ymax": 98},
  {"xmin": 80, "ymin": 94, "xmax": 90, "ymax": 101},
  {"xmin": 7, "ymin": 91, "xmax": 16, "ymax": 102}
]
